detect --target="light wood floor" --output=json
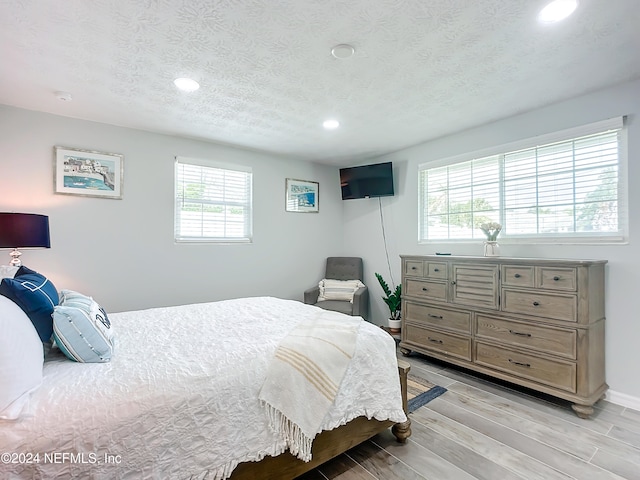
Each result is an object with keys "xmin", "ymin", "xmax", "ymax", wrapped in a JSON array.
[{"xmin": 299, "ymin": 352, "xmax": 640, "ymax": 480}]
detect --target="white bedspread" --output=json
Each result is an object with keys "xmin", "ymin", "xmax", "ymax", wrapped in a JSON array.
[{"xmin": 0, "ymin": 297, "xmax": 406, "ymax": 480}]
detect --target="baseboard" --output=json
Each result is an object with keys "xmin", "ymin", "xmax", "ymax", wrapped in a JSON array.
[{"xmin": 605, "ymin": 390, "xmax": 640, "ymax": 411}]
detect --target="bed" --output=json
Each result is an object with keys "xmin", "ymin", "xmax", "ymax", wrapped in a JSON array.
[{"xmin": 0, "ymin": 295, "xmax": 410, "ymax": 480}]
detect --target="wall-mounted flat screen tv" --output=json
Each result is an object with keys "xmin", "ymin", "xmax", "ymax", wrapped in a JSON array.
[{"xmin": 340, "ymin": 161, "xmax": 394, "ymax": 200}]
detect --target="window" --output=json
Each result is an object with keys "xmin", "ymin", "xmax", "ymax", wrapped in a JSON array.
[
  {"xmin": 175, "ymin": 157, "xmax": 252, "ymax": 243},
  {"xmin": 418, "ymin": 117, "xmax": 627, "ymax": 243}
]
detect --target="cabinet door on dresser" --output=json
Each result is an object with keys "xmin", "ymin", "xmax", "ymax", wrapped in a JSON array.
[{"xmin": 450, "ymin": 263, "xmax": 499, "ymax": 309}]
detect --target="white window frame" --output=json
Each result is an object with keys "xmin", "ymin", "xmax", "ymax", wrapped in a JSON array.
[
  {"xmin": 174, "ymin": 157, "xmax": 253, "ymax": 244},
  {"xmin": 418, "ymin": 117, "xmax": 628, "ymax": 245}
]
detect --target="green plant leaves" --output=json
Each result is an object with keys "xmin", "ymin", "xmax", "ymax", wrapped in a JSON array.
[{"xmin": 375, "ymin": 273, "xmax": 402, "ymax": 320}]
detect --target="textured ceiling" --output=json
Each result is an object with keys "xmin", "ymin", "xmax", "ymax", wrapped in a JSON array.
[{"xmin": 1, "ymin": 0, "xmax": 639, "ymax": 166}]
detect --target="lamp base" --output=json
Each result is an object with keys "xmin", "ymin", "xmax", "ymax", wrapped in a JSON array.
[{"xmin": 8, "ymin": 248, "xmax": 22, "ymax": 267}]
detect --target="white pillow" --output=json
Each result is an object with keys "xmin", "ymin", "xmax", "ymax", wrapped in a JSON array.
[
  {"xmin": 0, "ymin": 265, "xmax": 19, "ymax": 279},
  {"xmin": 317, "ymin": 279, "xmax": 365, "ymax": 304},
  {"xmin": 0, "ymin": 295, "xmax": 44, "ymax": 420}
]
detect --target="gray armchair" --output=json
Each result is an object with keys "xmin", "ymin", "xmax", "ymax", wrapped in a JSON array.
[{"xmin": 304, "ymin": 257, "xmax": 369, "ymax": 321}]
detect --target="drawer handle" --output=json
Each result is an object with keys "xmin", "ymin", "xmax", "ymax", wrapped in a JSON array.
[
  {"xmin": 532, "ymin": 301, "xmax": 540, "ymax": 306},
  {"xmin": 428, "ymin": 314, "xmax": 443, "ymax": 319},
  {"xmin": 450, "ymin": 281, "xmax": 456, "ymax": 285},
  {"xmin": 553, "ymin": 276, "xmax": 560, "ymax": 281},
  {"xmin": 508, "ymin": 359, "xmax": 531, "ymax": 368},
  {"xmin": 427, "ymin": 337, "xmax": 443, "ymax": 344},
  {"xmin": 422, "ymin": 287, "xmax": 428, "ymax": 291},
  {"xmin": 514, "ymin": 273, "xmax": 521, "ymax": 278},
  {"xmin": 411, "ymin": 266, "xmax": 417, "ymax": 270},
  {"xmin": 434, "ymin": 268, "xmax": 439, "ymax": 272},
  {"xmin": 509, "ymin": 330, "xmax": 532, "ymax": 338}
]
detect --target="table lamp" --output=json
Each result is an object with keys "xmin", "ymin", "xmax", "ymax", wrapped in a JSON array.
[{"xmin": 0, "ymin": 213, "xmax": 51, "ymax": 266}]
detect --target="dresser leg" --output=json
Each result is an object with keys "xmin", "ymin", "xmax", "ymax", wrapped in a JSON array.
[
  {"xmin": 400, "ymin": 347, "xmax": 412, "ymax": 356},
  {"xmin": 571, "ymin": 403, "xmax": 594, "ymax": 419}
]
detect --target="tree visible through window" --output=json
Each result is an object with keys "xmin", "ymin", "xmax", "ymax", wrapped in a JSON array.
[
  {"xmin": 418, "ymin": 119, "xmax": 626, "ymax": 243},
  {"xmin": 175, "ymin": 157, "xmax": 252, "ymax": 243}
]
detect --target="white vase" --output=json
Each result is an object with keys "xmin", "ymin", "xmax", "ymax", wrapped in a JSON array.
[
  {"xmin": 483, "ymin": 241, "xmax": 500, "ymax": 257},
  {"xmin": 388, "ymin": 318, "xmax": 402, "ymax": 333}
]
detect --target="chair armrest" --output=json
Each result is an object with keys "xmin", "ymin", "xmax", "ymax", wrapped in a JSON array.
[
  {"xmin": 352, "ymin": 286, "xmax": 369, "ymax": 321},
  {"xmin": 304, "ymin": 286, "xmax": 320, "ymax": 304}
]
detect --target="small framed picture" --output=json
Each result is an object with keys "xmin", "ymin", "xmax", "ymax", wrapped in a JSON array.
[
  {"xmin": 285, "ymin": 178, "xmax": 319, "ymax": 213},
  {"xmin": 54, "ymin": 146, "xmax": 124, "ymax": 199}
]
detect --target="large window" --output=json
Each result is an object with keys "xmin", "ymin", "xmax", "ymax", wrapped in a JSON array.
[
  {"xmin": 419, "ymin": 117, "xmax": 627, "ymax": 243},
  {"xmin": 175, "ymin": 157, "xmax": 252, "ymax": 243}
]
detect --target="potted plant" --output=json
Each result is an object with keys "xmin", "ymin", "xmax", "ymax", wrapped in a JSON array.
[{"xmin": 375, "ymin": 273, "xmax": 402, "ymax": 333}]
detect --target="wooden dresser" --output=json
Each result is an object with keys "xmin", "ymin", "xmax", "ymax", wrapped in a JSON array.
[{"xmin": 399, "ymin": 255, "xmax": 607, "ymax": 418}]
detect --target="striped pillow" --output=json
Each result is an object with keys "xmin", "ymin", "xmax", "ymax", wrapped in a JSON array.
[
  {"xmin": 317, "ymin": 279, "xmax": 365, "ymax": 304},
  {"xmin": 52, "ymin": 290, "xmax": 114, "ymax": 363}
]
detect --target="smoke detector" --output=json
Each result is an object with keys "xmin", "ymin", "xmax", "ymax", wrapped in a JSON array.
[{"xmin": 55, "ymin": 91, "xmax": 73, "ymax": 101}]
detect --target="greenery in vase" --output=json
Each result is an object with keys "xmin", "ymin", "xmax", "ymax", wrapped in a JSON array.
[
  {"xmin": 480, "ymin": 222, "xmax": 502, "ymax": 241},
  {"xmin": 375, "ymin": 273, "xmax": 401, "ymax": 320}
]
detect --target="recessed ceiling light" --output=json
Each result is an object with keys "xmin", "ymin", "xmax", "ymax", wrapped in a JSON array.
[
  {"xmin": 331, "ymin": 44, "xmax": 355, "ymax": 59},
  {"xmin": 174, "ymin": 77, "xmax": 200, "ymax": 92},
  {"xmin": 323, "ymin": 119, "xmax": 340, "ymax": 130},
  {"xmin": 538, "ymin": 0, "xmax": 578, "ymax": 23}
]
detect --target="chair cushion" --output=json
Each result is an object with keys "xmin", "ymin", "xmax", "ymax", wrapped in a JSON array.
[
  {"xmin": 52, "ymin": 290, "xmax": 114, "ymax": 363},
  {"xmin": 317, "ymin": 279, "xmax": 365, "ymax": 303}
]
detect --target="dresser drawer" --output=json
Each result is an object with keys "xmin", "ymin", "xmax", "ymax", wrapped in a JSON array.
[
  {"xmin": 405, "ymin": 279, "xmax": 447, "ymax": 301},
  {"xmin": 475, "ymin": 342, "xmax": 576, "ymax": 393},
  {"xmin": 537, "ymin": 267, "xmax": 577, "ymax": 291},
  {"xmin": 502, "ymin": 265, "xmax": 534, "ymax": 287},
  {"xmin": 405, "ymin": 324, "xmax": 471, "ymax": 361},
  {"xmin": 405, "ymin": 260, "xmax": 424, "ymax": 277},
  {"xmin": 502, "ymin": 289, "xmax": 577, "ymax": 322},
  {"xmin": 405, "ymin": 302, "xmax": 471, "ymax": 333},
  {"xmin": 475, "ymin": 315, "xmax": 576, "ymax": 359},
  {"xmin": 426, "ymin": 262, "xmax": 448, "ymax": 279}
]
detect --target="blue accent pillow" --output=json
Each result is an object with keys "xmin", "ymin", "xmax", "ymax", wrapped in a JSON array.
[
  {"xmin": 52, "ymin": 290, "xmax": 114, "ymax": 363},
  {"xmin": 0, "ymin": 266, "xmax": 58, "ymax": 342}
]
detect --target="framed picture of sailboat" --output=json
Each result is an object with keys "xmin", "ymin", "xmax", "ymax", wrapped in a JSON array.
[{"xmin": 54, "ymin": 146, "xmax": 123, "ymax": 199}]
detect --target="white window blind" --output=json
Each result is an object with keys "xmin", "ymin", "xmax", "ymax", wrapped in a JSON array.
[
  {"xmin": 175, "ymin": 157, "xmax": 252, "ymax": 243},
  {"xmin": 418, "ymin": 118, "xmax": 627, "ymax": 243}
]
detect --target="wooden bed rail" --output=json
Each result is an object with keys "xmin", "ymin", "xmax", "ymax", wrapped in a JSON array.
[{"xmin": 230, "ymin": 360, "xmax": 412, "ymax": 479}]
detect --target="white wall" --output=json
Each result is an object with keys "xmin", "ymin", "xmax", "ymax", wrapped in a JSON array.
[
  {"xmin": 3, "ymin": 79, "xmax": 639, "ymax": 405},
  {"xmin": 344, "ymin": 79, "xmax": 640, "ymax": 404},
  {"xmin": 0, "ymin": 105, "xmax": 344, "ymax": 312}
]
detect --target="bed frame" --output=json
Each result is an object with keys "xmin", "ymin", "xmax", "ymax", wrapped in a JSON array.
[{"xmin": 230, "ymin": 359, "xmax": 412, "ymax": 480}]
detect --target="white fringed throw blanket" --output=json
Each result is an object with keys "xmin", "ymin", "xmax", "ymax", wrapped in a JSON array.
[{"xmin": 258, "ymin": 310, "xmax": 361, "ymax": 462}]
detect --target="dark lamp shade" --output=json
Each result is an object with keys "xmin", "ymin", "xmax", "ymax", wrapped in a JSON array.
[{"xmin": 0, "ymin": 213, "xmax": 51, "ymax": 249}]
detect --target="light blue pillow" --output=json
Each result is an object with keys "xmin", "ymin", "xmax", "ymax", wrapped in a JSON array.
[{"xmin": 52, "ymin": 290, "xmax": 114, "ymax": 363}]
